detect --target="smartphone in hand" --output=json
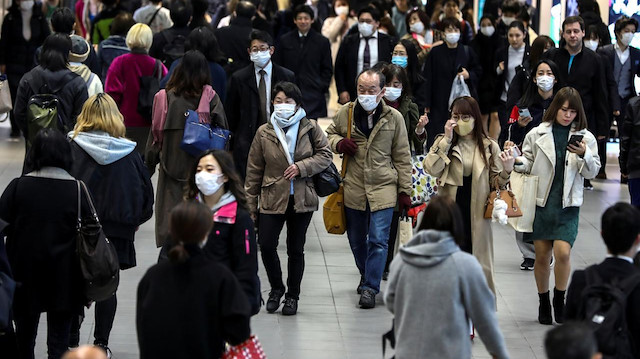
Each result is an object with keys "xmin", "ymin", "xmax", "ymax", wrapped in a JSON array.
[
  {"xmin": 518, "ymin": 108, "xmax": 531, "ymax": 118},
  {"xmin": 567, "ymin": 135, "xmax": 584, "ymax": 149}
]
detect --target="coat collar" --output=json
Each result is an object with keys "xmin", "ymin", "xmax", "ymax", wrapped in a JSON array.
[
  {"xmin": 447, "ymin": 136, "xmax": 495, "ymax": 183},
  {"xmin": 264, "ymin": 117, "xmax": 313, "ymax": 159},
  {"xmin": 534, "ymin": 122, "xmax": 585, "ymax": 164}
]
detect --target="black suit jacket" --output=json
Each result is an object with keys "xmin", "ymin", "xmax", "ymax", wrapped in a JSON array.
[
  {"xmin": 225, "ymin": 63, "xmax": 295, "ymax": 179},
  {"xmin": 273, "ymin": 29, "xmax": 333, "ymax": 119},
  {"xmin": 565, "ymin": 257, "xmax": 640, "ymax": 357},
  {"xmin": 542, "ymin": 46, "xmax": 609, "ymax": 137},
  {"xmin": 597, "ymin": 44, "xmax": 640, "ymax": 112},
  {"xmin": 334, "ymin": 31, "xmax": 393, "ymax": 100},
  {"xmin": 215, "ymin": 17, "xmax": 254, "ymax": 77}
]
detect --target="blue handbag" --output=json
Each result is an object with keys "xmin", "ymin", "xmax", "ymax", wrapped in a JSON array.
[{"xmin": 180, "ymin": 109, "xmax": 231, "ymax": 157}]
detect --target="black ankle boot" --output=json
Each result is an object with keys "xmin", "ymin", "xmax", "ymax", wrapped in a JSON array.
[
  {"xmin": 538, "ymin": 291, "xmax": 552, "ymax": 325},
  {"xmin": 553, "ymin": 288, "xmax": 566, "ymax": 324}
]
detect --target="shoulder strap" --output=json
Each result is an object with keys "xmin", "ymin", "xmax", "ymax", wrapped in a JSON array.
[
  {"xmin": 620, "ymin": 271, "xmax": 640, "ymax": 294},
  {"xmin": 147, "ymin": 7, "xmax": 162, "ymax": 26},
  {"xmin": 77, "ymin": 180, "xmax": 99, "ymax": 220},
  {"xmin": 340, "ymin": 103, "xmax": 353, "ymax": 178},
  {"xmin": 307, "ymin": 120, "xmax": 315, "ymax": 154}
]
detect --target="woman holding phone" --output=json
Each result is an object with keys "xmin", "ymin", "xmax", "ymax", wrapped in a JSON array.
[{"xmin": 513, "ymin": 87, "xmax": 600, "ymax": 325}]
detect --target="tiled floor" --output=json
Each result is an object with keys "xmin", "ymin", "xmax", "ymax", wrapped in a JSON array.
[{"xmin": 0, "ymin": 120, "xmax": 629, "ymax": 359}]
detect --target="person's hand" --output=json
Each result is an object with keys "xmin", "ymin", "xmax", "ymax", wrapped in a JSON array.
[
  {"xmin": 336, "ymin": 138, "xmax": 358, "ymax": 156},
  {"xmin": 283, "ymin": 164, "xmax": 300, "ymax": 180},
  {"xmin": 398, "ymin": 192, "xmax": 411, "ymax": 213},
  {"xmin": 339, "ymin": 91, "xmax": 350, "ymax": 105},
  {"xmin": 417, "ymin": 110, "xmax": 429, "ymax": 133},
  {"xmin": 0, "ymin": 64, "xmax": 5, "ymax": 74},
  {"xmin": 459, "ymin": 67, "xmax": 469, "ymax": 80},
  {"xmin": 597, "ymin": 135, "xmax": 607, "ymax": 141},
  {"xmin": 503, "ymin": 140, "xmax": 515, "ymax": 151},
  {"xmin": 498, "ymin": 61, "xmax": 505, "ymax": 72},
  {"xmin": 614, "ymin": 110, "xmax": 621, "ymax": 117},
  {"xmin": 499, "ymin": 149, "xmax": 515, "ymax": 173},
  {"xmin": 622, "ymin": 173, "xmax": 629, "ymax": 179},
  {"xmin": 517, "ymin": 115, "xmax": 533, "ymax": 127},
  {"xmin": 567, "ymin": 140, "xmax": 586, "ymax": 157},
  {"xmin": 250, "ymin": 212, "xmax": 257, "ymax": 223},
  {"xmin": 430, "ymin": 40, "xmax": 444, "ymax": 48},
  {"xmin": 444, "ymin": 118, "xmax": 457, "ymax": 140}
]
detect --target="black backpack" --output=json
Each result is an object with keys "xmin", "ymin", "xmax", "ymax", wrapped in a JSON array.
[
  {"xmin": 26, "ymin": 72, "xmax": 76, "ymax": 147},
  {"xmin": 577, "ymin": 266, "xmax": 640, "ymax": 358},
  {"xmin": 137, "ymin": 60, "xmax": 163, "ymax": 123},
  {"xmin": 161, "ymin": 32, "xmax": 186, "ymax": 68}
]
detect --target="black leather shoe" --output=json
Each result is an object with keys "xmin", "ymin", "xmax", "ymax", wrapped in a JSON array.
[
  {"xmin": 266, "ymin": 289, "xmax": 284, "ymax": 313},
  {"xmin": 356, "ymin": 276, "xmax": 364, "ymax": 294},
  {"xmin": 359, "ymin": 289, "xmax": 376, "ymax": 309},
  {"xmin": 281, "ymin": 297, "xmax": 298, "ymax": 316}
]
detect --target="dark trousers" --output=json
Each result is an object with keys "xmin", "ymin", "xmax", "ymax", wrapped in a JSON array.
[
  {"xmin": 70, "ymin": 294, "xmax": 117, "ymax": 347},
  {"xmin": 14, "ymin": 309, "xmax": 72, "ymax": 359},
  {"xmin": 628, "ymin": 178, "xmax": 640, "ymax": 208},
  {"xmin": 7, "ymin": 72, "xmax": 23, "ymax": 135},
  {"xmin": 258, "ymin": 196, "xmax": 313, "ymax": 300}
]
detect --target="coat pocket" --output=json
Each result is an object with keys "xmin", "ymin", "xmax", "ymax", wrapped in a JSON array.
[
  {"xmin": 304, "ymin": 180, "xmax": 318, "ymax": 208},
  {"xmin": 260, "ymin": 180, "xmax": 278, "ymax": 211}
]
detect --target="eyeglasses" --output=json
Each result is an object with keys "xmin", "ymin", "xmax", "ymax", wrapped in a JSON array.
[
  {"xmin": 451, "ymin": 114, "xmax": 472, "ymax": 121},
  {"xmin": 250, "ymin": 46, "xmax": 270, "ymax": 53}
]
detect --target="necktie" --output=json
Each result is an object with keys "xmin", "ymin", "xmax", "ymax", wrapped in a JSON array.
[
  {"xmin": 363, "ymin": 37, "xmax": 371, "ymax": 70},
  {"xmin": 258, "ymin": 69, "xmax": 267, "ymax": 124},
  {"xmin": 300, "ymin": 35, "xmax": 306, "ymax": 49}
]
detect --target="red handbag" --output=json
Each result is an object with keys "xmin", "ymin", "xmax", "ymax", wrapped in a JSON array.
[{"xmin": 222, "ymin": 335, "xmax": 267, "ymax": 359}]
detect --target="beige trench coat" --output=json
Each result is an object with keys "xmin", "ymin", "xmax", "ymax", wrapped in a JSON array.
[
  {"xmin": 424, "ymin": 134, "xmax": 509, "ymax": 294},
  {"xmin": 326, "ymin": 102, "xmax": 412, "ymax": 212}
]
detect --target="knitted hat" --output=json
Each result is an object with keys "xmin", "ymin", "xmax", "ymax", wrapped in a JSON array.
[{"xmin": 69, "ymin": 35, "xmax": 90, "ymax": 63}]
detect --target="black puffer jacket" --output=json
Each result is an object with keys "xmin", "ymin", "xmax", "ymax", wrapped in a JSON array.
[
  {"xmin": 0, "ymin": 4, "xmax": 50, "ymax": 75},
  {"xmin": 619, "ymin": 96, "xmax": 640, "ymax": 178}
]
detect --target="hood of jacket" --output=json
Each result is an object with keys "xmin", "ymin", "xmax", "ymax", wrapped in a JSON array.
[
  {"xmin": 70, "ymin": 131, "xmax": 136, "ymax": 165},
  {"xmin": 399, "ymin": 229, "xmax": 460, "ymax": 267}
]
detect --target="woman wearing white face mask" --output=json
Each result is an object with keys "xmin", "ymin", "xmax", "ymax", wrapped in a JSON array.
[
  {"xmin": 146, "ymin": 50, "xmax": 228, "ymax": 252},
  {"xmin": 322, "ymin": 0, "xmax": 357, "ymax": 112},
  {"xmin": 186, "ymin": 150, "xmax": 261, "ymax": 316},
  {"xmin": 400, "ymin": 8, "xmax": 443, "ymax": 66},
  {"xmin": 421, "ymin": 17, "xmax": 482, "ymax": 147},
  {"xmin": 0, "ymin": 0, "xmax": 51, "ymax": 138},
  {"xmin": 245, "ymin": 82, "xmax": 333, "ymax": 316},
  {"xmin": 424, "ymin": 96, "xmax": 514, "ymax": 295}
]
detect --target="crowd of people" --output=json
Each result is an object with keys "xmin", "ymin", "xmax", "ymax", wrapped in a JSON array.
[{"xmin": 0, "ymin": 0, "xmax": 639, "ymax": 358}]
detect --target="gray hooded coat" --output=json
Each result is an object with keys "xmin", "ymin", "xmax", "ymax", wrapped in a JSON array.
[{"xmin": 384, "ymin": 229, "xmax": 509, "ymax": 359}]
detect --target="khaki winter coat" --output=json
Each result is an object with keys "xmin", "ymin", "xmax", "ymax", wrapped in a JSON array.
[
  {"xmin": 245, "ymin": 118, "xmax": 333, "ymax": 216},
  {"xmin": 424, "ymin": 134, "xmax": 510, "ymax": 294},
  {"xmin": 326, "ymin": 102, "xmax": 412, "ymax": 212}
]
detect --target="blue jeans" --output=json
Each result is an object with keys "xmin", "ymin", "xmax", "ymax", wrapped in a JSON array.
[
  {"xmin": 628, "ymin": 178, "xmax": 640, "ymax": 208},
  {"xmin": 345, "ymin": 204, "xmax": 394, "ymax": 294}
]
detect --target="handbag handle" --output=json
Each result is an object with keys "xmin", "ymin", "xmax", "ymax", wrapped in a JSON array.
[
  {"xmin": 340, "ymin": 103, "xmax": 353, "ymax": 178},
  {"xmin": 76, "ymin": 180, "xmax": 100, "ymax": 228}
]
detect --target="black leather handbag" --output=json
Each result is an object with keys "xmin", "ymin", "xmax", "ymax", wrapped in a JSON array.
[
  {"xmin": 308, "ymin": 125, "xmax": 341, "ymax": 197},
  {"xmin": 76, "ymin": 181, "xmax": 120, "ymax": 302}
]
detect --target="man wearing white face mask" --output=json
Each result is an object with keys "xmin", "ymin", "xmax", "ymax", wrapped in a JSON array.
[
  {"xmin": 335, "ymin": 6, "xmax": 393, "ymax": 105},
  {"xmin": 421, "ymin": 16, "xmax": 482, "ymax": 147},
  {"xmin": 391, "ymin": 0, "xmax": 409, "ymax": 37},
  {"xmin": 326, "ymin": 69, "xmax": 412, "ymax": 309},
  {"xmin": 226, "ymin": 30, "xmax": 295, "ymax": 180},
  {"xmin": 597, "ymin": 16, "xmax": 640, "ymax": 181},
  {"xmin": 494, "ymin": 0, "xmax": 520, "ymax": 48}
]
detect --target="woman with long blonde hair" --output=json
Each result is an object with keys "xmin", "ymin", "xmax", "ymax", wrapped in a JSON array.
[{"xmin": 67, "ymin": 93, "xmax": 154, "ymax": 356}]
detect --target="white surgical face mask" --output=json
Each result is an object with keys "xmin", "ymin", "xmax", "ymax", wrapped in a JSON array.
[
  {"xmin": 384, "ymin": 87, "xmax": 402, "ymax": 101},
  {"xmin": 273, "ymin": 103, "xmax": 297, "ymax": 119},
  {"xmin": 358, "ymin": 22, "xmax": 374, "ymax": 37},
  {"xmin": 358, "ymin": 93, "xmax": 380, "ymax": 112},
  {"xmin": 335, "ymin": 6, "xmax": 349, "ymax": 16},
  {"xmin": 480, "ymin": 25, "xmax": 495, "ymax": 37},
  {"xmin": 250, "ymin": 50, "xmax": 271, "ymax": 68},
  {"xmin": 502, "ymin": 16, "xmax": 515, "ymax": 26},
  {"xmin": 584, "ymin": 39, "xmax": 599, "ymax": 51},
  {"xmin": 20, "ymin": 1, "xmax": 33, "ymax": 11},
  {"xmin": 445, "ymin": 32, "xmax": 460, "ymax": 44},
  {"xmin": 409, "ymin": 21, "xmax": 425, "ymax": 34},
  {"xmin": 536, "ymin": 75, "xmax": 555, "ymax": 92},
  {"xmin": 195, "ymin": 172, "xmax": 224, "ymax": 196},
  {"xmin": 621, "ymin": 32, "xmax": 635, "ymax": 47}
]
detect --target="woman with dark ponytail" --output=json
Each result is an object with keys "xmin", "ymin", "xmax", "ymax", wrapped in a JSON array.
[{"xmin": 136, "ymin": 201, "xmax": 251, "ymax": 358}]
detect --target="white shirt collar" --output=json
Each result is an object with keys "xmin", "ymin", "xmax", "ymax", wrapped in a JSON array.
[
  {"xmin": 360, "ymin": 30, "xmax": 379, "ymax": 39},
  {"xmin": 254, "ymin": 59, "xmax": 273, "ymax": 75},
  {"xmin": 298, "ymin": 31, "xmax": 309, "ymax": 37},
  {"xmin": 607, "ymin": 254, "xmax": 634, "ymax": 264}
]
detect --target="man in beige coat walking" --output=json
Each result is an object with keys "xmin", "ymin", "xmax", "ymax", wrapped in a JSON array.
[{"xmin": 326, "ymin": 69, "xmax": 412, "ymax": 309}]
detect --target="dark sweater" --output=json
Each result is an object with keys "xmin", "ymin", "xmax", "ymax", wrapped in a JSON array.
[{"xmin": 137, "ymin": 246, "xmax": 251, "ymax": 359}]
